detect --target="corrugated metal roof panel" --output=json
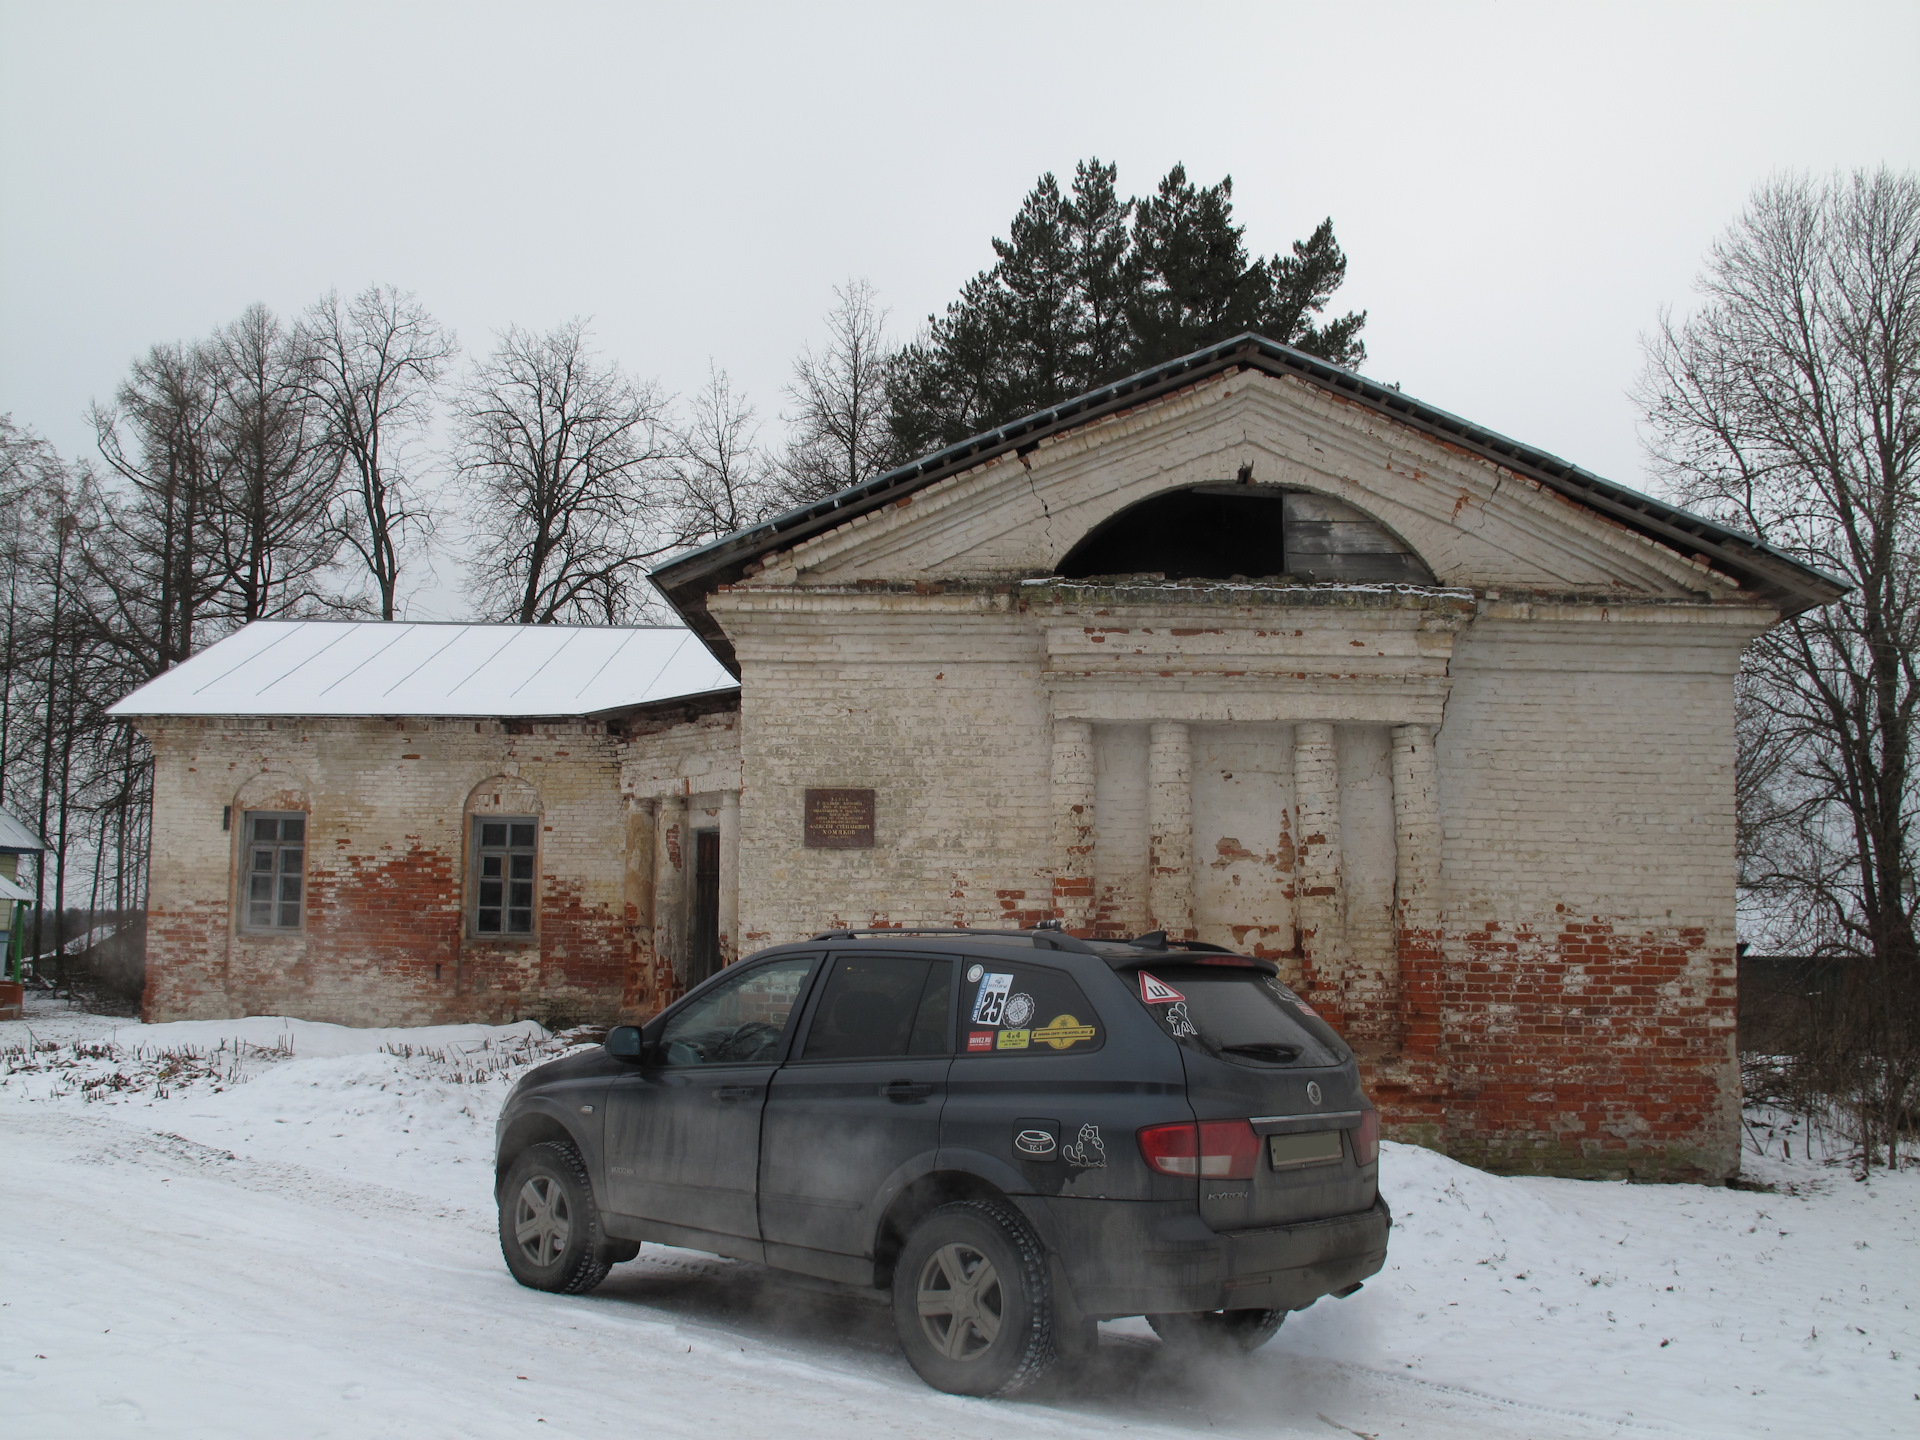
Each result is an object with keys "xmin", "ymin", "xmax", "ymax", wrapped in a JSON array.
[{"xmin": 107, "ymin": 621, "xmax": 737, "ymax": 719}]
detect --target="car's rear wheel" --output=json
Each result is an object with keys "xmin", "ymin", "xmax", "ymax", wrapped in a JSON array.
[
  {"xmin": 890, "ymin": 1200, "xmax": 1059, "ymax": 1396},
  {"xmin": 498, "ymin": 1142, "xmax": 612, "ymax": 1295},
  {"xmin": 1147, "ymin": 1307, "xmax": 1286, "ymax": 1353}
]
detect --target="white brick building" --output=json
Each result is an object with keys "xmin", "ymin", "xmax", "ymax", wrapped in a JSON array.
[{"xmin": 118, "ymin": 335, "xmax": 1841, "ymax": 1179}]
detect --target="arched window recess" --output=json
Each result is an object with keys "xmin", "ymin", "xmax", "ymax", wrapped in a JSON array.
[{"xmin": 1055, "ymin": 484, "xmax": 1434, "ymax": 586}]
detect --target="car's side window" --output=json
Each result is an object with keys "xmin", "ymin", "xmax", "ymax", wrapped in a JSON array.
[
  {"xmin": 658, "ymin": 955, "xmax": 816, "ymax": 1067},
  {"xmin": 908, "ymin": 959, "xmax": 953, "ymax": 1055},
  {"xmin": 802, "ymin": 956, "xmax": 953, "ymax": 1061},
  {"xmin": 960, "ymin": 961, "xmax": 1104, "ymax": 1055}
]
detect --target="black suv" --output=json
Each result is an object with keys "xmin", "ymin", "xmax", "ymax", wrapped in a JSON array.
[{"xmin": 494, "ymin": 927, "xmax": 1390, "ymax": 1395}]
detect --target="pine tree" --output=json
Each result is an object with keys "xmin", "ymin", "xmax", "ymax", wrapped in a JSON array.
[{"xmin": 887, "ymin": 160, "xmax": 1366, "ymax": 457}]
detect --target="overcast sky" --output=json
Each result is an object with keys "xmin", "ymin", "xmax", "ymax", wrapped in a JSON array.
[{"xmin": 4, "ymin": 1, "xmax": 1916, "ymax": 609}]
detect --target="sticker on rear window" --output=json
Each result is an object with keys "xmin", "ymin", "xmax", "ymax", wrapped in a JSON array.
[
  {"xmin": 996, "ymin": 1029, "xmax": 1030, "ymax": 1050},
  {"xmin": 967, "ymin": 1030, "xmax": 994, "ymax": 1051},
  {"xmin": 1138, "ymin": 971, "xmax": 1185, "ymax": 1004},
  {"xmin": 970, "ymin": 972, "xmax": 1013, "ymax": 1024},
  {"xmin": 1032, "ymin": 1014, "xmax": 1097, "ymax": 1050},
  {"xmin": 1003, "ymin": 991, "xmax": 1034, "ymax": 1027}
]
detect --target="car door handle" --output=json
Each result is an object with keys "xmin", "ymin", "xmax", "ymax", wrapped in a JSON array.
[
  {"xmin": 881, "ymin": 1081, "xmax": 936, "ymax": 1102},
  {"xmin": 713, "ymin": 1085, "xmax": 759, "ymax": 1102}
]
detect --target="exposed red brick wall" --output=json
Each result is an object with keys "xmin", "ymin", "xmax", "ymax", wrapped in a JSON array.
[
  {"xmin": 1354, "ymin": 916, "xmax": 1737, "ymax": 1181},
  {"xmin": 139, "ymin": 716, "xmax": 653, "ymax": 1029}
]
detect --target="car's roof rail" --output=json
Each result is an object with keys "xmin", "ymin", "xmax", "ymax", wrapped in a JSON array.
[{"xmin": 806, "ymin": 924, "xmax": 1103, "ymax": 955}]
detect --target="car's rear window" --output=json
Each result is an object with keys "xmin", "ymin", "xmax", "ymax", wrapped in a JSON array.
[
  {"xmin": 959, "ymin": 960, "xmax": 1104, "ymax": 1056},
  {"xmin": 1130, "ymin": 966, "xmax": 1347, "ymax": 1067}
]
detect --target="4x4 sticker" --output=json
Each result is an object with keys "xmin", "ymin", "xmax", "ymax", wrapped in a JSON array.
[
  {"xmin": 970, "ymin": 972, "xmax": 1013, "ymax": 1024},
  {"xmin": 1138, "ymin": 971, "xmax": 1185, "ymax": 1004},
  {"xmin": 1062, "ymin": 1124, "xmax": 1107, "ymax": 1167},
  {"xmin": 1033, "ymin": 1014, "xmax": 1097, "ymax": 1050},
  {"xmin": 1002, "ymin": 991, "xmax": 1035, "ymax": 1027},
  {"xmin": 996, "ymin": 1029, "xmax": 1031, "ymax": 1050}
]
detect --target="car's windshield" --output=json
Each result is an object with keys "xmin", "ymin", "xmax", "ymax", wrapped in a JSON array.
[
  {"xmin": 1129, "ymin": 965, "xmax": 1346, "ymax": 1067},
  {"xmin": 658, "ymin": 955, "xmax": 816, "ymax": 1065}
]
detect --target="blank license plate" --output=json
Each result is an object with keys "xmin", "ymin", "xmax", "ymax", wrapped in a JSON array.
[{"xmin": 1268, "ymin": 1130, "xmax": 1344, "ymax": 1169}]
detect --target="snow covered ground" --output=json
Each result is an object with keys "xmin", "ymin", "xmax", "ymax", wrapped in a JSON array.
[{"xmin": 3, "ymin": 999, "xmax": 1913, "ymax": 1439}]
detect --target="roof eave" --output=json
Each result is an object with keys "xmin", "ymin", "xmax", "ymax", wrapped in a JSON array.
[
  {"xmin": 649, "ymin": 333, "xmax": 1850, "ymax": 665},
  {"xmin": 110, "ymin": 684, "xmax": 743, "ymax": 727}
]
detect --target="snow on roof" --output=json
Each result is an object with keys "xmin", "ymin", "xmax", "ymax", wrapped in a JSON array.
[
  {"xmin": 0, "ymin": 805, "xmax": 47, "ymax": 853},
  {"xmin": 107, "ymin": 620, "xmax": 737, "ymax": 719}
]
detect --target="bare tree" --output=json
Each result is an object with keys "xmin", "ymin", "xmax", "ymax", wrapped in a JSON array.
[
  {"xmin": 454, "ymin": 320, "xmax": 676, "ymax": 625},
  {"xmin": 1638, "ymin": 168, "xmax": 1920, "ymax": 1168},
  {"xmin": 0, "ymin": 418, "xmax": 63, "ymax": 808},
  {"xmin": 669, "ymin": 362, "xmax": 781, "ymax": 544},
  {"xmin": 301, "ymin": 286, "xmax": 454, "ymax": 619},
  {"xmin": 88, "ymin": 343, "xmax": 227, "ymax": 676},
  {"xmin": 206, "ymin": 304, "xmax": 344, "ymax": 621},
  {"xmin": 779, "ymin": 279, "xmax": 896, "ymax": 506}
]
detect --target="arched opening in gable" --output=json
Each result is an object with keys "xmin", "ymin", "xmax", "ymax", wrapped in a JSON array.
[{"xmin": 1056, "ymin": 484, "xmax": 1435, "ymax": 585}]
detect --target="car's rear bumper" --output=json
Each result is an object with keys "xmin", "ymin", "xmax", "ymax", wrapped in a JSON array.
[{"xmin": 1017, "ymin": 1193, "xmax": 1391, "ymax": 1318}]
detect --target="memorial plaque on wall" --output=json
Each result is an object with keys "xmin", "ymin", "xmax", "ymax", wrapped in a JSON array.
[{"xmin": 804, "ymin": 788, "xmax": 876, "ymax": 849}]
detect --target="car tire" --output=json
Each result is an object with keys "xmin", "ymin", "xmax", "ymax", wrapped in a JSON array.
[
  {"xmin": 891, "ymin": 1200, "xmax": 1059, "ymax": 1396},
  {"xmin": 1146, "ymin": 1307, "xmax": 1286, "ymax": 1353},
  {"xmin": 498, "ymin": 1142, "xmax": 612, "ymax": 1295}
]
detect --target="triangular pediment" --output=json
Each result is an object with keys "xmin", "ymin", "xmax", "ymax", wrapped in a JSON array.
[{"xmin": 746, "ymin": 369, "xmax": 1736, "ymax": 602}]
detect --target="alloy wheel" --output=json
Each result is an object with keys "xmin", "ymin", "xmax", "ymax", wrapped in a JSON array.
[
  {"xmin": 514, "ymin": 1175, "xmax": 572, "ymax": 1267},
  {"xmin": 916, "ymin": 1242, "xmax": 1004, "ymax": 1361}
]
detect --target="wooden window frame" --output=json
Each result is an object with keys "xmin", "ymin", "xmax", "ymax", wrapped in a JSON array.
[
  {"xmin": 469, "ymin": 814, "xmax": 539, "ymax": 943},
  {"xmin": 239, "ymin": 810, "xmax": 307, "ymax": 934}
]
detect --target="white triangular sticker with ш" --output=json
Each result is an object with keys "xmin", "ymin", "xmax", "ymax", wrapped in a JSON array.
[{"xmin": 1139, "ymin": 971, "xmax": 1185, "ymax": 1004}]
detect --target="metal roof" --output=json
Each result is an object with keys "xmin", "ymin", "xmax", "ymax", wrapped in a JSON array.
[
  {"xmin": 0, "ymin": 805, "xmax": 47, "ymax": 854},
  {"xmin": 107, "ymin": 620, "xmax": 739, "ymax": 720},
  {"xmin": 651, "ymin": 332, "xmax": 1850, "ymax": 673}
]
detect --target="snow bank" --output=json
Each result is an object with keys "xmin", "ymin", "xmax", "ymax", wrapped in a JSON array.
[
  {"xmin": 1, "ymin": 1001, "xmax": 568, "ymax": 1210},
  {"xmin": 19, "ymin": 1007, "xmax": 548, "ymax": 1058},
  {"xmin": 1274, "ymin": 1140, "xmax": 1920, "ymax": 1435}
]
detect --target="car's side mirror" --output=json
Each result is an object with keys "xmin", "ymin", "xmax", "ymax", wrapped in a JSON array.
[{"xmin": 605, "ymin": 1025, "xmax": 645, "ymax": 1060}]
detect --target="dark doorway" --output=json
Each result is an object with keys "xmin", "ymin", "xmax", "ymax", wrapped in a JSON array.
[{"xmin": 688, "ymin": 828, "xmax": 722, "ymax": 986}]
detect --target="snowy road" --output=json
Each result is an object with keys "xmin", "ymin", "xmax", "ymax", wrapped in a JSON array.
[{"xmin": 3, "ymin": 1005, "xmax": 1914, "ymax": 1439}]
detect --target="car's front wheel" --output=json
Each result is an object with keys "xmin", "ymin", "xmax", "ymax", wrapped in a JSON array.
[
  {"xmin": 890, "ymin": 1200, "xmax": 1059, "ymax": 1396},
  {"xmin": 1146, "ymin": 1307, "xmax": 1286, "ymax": 1352},
  {"xmin": 498, "ymin": 1142, "xmax": 612, "ymax": 1295}
]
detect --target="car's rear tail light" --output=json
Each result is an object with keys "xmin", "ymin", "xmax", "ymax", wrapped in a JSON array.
[
  {"xmin": 1353, "ymin": 1108, "xmax": 1380, "ymax": 1166},
  {"xmin": 1138, "ymin": 1120, "xmax": 1260, "ymax": 1179},
  {"xmin": 1197, "ymin": 1120, "xmax": 1260, "ymax": 1179},
  {"xmin": 1138, "ymin": 1122, "xmax": 1200, "ymax": 1175}
]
